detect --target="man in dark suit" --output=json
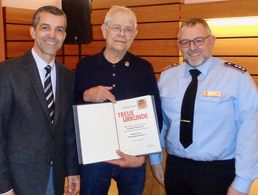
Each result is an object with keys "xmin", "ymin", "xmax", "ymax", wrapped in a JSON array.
[{"xmin": 0, "ymin": 6, "xmax": 79, "ymax": 195}]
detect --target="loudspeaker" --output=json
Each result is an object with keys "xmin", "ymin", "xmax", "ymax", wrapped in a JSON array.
[{"xmin": 62, "ymin": 0, "xmax": 92, "ymax": 44}]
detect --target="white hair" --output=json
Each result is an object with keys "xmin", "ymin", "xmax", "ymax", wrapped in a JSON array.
[{"xmin": 104, "ymin": 5, "xmax": 137, "ymax": 28}]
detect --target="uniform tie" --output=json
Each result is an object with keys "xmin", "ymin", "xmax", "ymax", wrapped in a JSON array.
[
  {"xmin": 180, "ymin": 69, "xmax": 201, "ymax": 148},
  {"xmin": 44, "ymin": 65, "xmax": 55, "ymax": 124}
]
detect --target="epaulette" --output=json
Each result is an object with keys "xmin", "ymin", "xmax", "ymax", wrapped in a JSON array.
[
  {"xmin": 163, "ymin": 62, "xmax": 180, "ymax": 71},
  {"xmin": 224, "ymin": 62, "xmax": 247, "ymax": 73}
]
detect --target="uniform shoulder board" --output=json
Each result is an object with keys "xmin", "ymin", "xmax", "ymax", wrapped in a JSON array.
[
  {"xmin": 224, "ymin": 62, "xmax": 247, "ymax": 73},
  {"xmin": 163, "ymin": 62, "xmax": 180, "ymax": 71}
]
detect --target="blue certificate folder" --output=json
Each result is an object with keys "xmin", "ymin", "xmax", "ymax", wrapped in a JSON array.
[{"xmin": 73, "ymin": 95, "xmax": 161, "ymax": 165}]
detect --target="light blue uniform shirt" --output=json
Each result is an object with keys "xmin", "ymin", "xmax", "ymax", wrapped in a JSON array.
[{"xmin": 150, "ymin": 57, "xmax": 258, "ymax": 193}]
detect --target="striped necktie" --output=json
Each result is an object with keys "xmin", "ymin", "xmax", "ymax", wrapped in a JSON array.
[
  {"xmin": 180, "ymin": 69, "xmax": 201, "ymax": 148},
  {"xmin": 44, "ymin": 65, "xmax": 55, "ymax": 124}
]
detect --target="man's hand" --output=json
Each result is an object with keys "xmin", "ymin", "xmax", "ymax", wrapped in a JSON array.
[
  {"xmin": 227, "ymin": 186, "xmax": 248, "ymax": 195},
  {"xmin": 83, "ymin": 86, "xmax": 115, "ymax": 103},
  {"xmin": 151, "ymin": 163, "xmax": 165, "ymax": 186},
  {"xmin": 107, "ymin": 150, "xmax": 146, "ymax": 168},
  {"xmin": 66, "ymin": 175, "xmax": 80, "ymax": 195}
]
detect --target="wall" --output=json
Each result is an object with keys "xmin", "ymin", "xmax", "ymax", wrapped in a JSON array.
[
  {"xmin": 185, "ymin": 0, "xmax": 225, "ymax": 3},
  {"xmin": 2, "ymin": 0, "xmax": 61, "ymax": 9},
  {"xmin": 0, "ymin": 0, "xmax": 5, "ymax": 61}
]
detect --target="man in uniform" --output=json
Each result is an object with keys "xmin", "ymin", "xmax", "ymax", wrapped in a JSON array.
[
  {"xmin": 74, "ymin": 5, "xmax": 162, "ymax": 195},
  {"xmin": 150, "ymin": 18, "xmax": 258, "ymax": 195}
]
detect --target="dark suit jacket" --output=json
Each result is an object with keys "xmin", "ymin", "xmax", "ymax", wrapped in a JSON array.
[{"xmin": 0, "ymin": 51, "xmax": 78, "ymax": 195}]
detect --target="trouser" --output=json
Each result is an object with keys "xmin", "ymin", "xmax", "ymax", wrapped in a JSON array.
[
  {"xmin": 80, "ymin": 162, "xmax": 146, "ymax": 195},
  {"xmin": 45, "ymin": 166, "xmax": 55, "ymax": 195},
  {"xmin": 165, "ymin": 154, "xmax": 235, "ymax": 195}
]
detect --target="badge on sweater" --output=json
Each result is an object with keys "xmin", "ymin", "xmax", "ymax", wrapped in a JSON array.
[{"xmin": 124, "ymin": 61, "xmax": 130, "ymax": 67}]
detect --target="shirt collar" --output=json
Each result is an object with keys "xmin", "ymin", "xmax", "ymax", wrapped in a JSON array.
[
  {"xmin": 99, "ymin": 48, "xmax": 133, "ymax": 68},
  {"xmin": 183, "ymin": 57, "xmax": 214, "ymax": 78},
  {"xmin": 31, "ymin": 48, "xmax": 55, "ymax": 70}
]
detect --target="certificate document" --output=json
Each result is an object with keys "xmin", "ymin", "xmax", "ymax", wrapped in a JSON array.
[{"xmin": 73, "ymin": 95, "xmax": 161, "ymax": 164}]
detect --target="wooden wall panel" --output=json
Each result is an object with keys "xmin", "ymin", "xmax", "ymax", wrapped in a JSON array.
[
  {"xmin": 6, "ymin": 42, "xmax": 34, "ymax": 58},
  {"xmin": 91, "ymin": 4, "xmax": 180, "ymax": 25},
  {"xmin": 130, "ymin": 40, "xmax": 179, "ymax": 56},
  {"xmin": 64, "ymin": 56, "xmax": 80, "ymax": 70},
  {"xmin": 142, "ymin": 57, "xmax": 179, "ymax": 73},
  {"xmin": 155, "ymin": 73, "xmax": 160, "ymax": 80},
  {"xmin": 64, "ymin": 44, "xmax": 80, "ymax": 55},
  {"xmin": 213, "ymin": 38, "xmax": 258, "ymax": 56},
  {"xmin": 92, "ymin": 0, "xmax": 181, "ymax": 9},
  {"xmin": 3, "ymin": 7, "xmax": 33, "ymax": 60},
  {"xmin": 0, "ymin": 0, "xmax": 5, "ymax": 61},
  {"xmin": 81, "ymin": 41, "xmax": 106, "ymax": 55},
  {"xmin": 181, "ymin": 0, "xmax": 258, "ymax": 19},
  {"xmin": 55, "ymin": 56, "xmax": 64, "ymax": 64},
  {"xmin": 3, "ymin": 7, "xmax": 34, "ymax": 24},
  {"xmin": 135, "ymin": 22, "xmax": 179, "ymax": 39},
  {"xmin": 252, "ymin": 76, "xmax": 258, "ymax": 87},
  {"xmin": 5, "ymin": 24, "xmax": 32, "ymax": 40},
  {"xmin": 6, "ymin": 42, "xmax": 64, "ymax": 58},
  {"xmin": 92, "ymin": 26, "xmax": 103, "ymax": 40},
  {"xmin": 208, "ymin": 23, "xmax": 258, "ymax": 38},
  {"xmin": 93, "ymin": 22, "xmax": 179, "ymax": 40},
  {"xmin": 81, "ymin": 40, "xmax": 179, "ymax": 56},
  {"xmin": 132, "ymin": 4, "xmax": 180, "ymax": 23}
]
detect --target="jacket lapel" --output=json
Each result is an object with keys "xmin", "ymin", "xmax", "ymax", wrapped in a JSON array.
[
  {"xmin": 52, "ymin": 62, "xmax": 64, "ymax": 125},
  {"xmin": 21, "ymin": 51, "xmax": 52, "ymax": 124}
]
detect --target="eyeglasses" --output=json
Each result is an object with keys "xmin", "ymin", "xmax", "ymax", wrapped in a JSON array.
[
  {"xmin": 178, "ymin": 35, "xmax": 211, "ymax": 48},
  {"xmin": 106, "ymin": 24, "xmax": 136, "ymax": 35}
]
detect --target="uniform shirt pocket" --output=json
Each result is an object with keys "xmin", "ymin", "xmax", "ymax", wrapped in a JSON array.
[{"xmin": 197, "ymin": 92, "xmax": 234, "ymax": 117}]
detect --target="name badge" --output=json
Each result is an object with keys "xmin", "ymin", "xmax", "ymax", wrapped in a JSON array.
[{"xmin": 203, "ymin": 90, "xmax": 222, "ymax": 97}]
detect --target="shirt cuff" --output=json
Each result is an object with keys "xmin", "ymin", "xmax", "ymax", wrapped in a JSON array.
[
  {"xmin": 3, "ymin": 189, "xmax": 14, "ymax": 194},
  {"xmin": 231, "ymin": 175, "xmax": 252, "ymax": 193},
  {"xmin": 149, "ymin": 152, "xmax": 162, "ymax": 165}
]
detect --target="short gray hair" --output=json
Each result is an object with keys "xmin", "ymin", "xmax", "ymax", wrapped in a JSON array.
[
  {"xmin": 32, "ymin": 5, "xmax": 67, "ymax": 29},
  {"xmin": 178, "ymin": 18, "xmax": 212, "ymax": 37}
]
